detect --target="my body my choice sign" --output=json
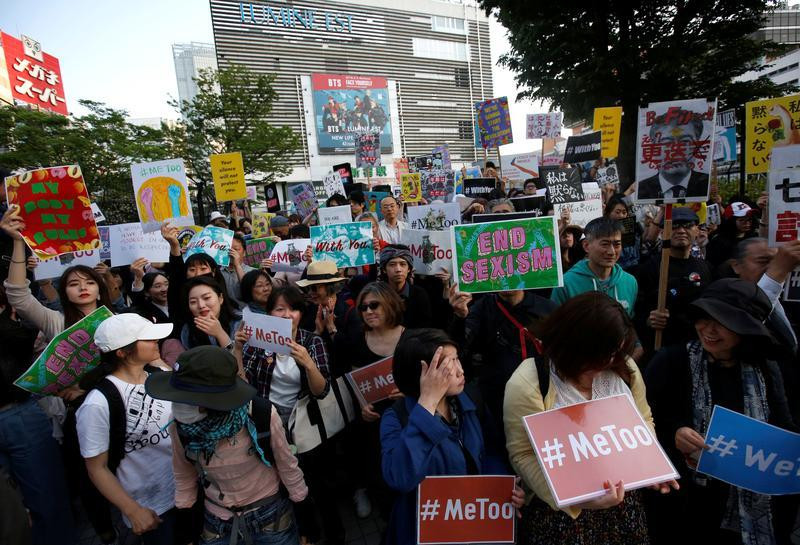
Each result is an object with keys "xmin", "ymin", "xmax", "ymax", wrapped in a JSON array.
[{"xmin": 451, "ymin": 216, "xmax": 562, "ymax": 294}]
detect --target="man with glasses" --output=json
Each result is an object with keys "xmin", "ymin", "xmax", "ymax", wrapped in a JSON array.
[{"xmin": 378, "ymin": 196, "xmax": 407, "ymax": 245}]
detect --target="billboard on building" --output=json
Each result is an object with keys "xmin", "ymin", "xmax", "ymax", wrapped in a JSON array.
[
  {"xmin": 0, "ymin": 32, "xmax": 67, "ymax": 115},
  {"xmin": 311, "ymin": 73, "xmax": 392, "ymax": 154}
]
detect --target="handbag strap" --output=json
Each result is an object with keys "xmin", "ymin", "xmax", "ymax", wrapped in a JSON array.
[{"xmin": 495, "ymin": 299, "xmax": 542, "ymax": 360}]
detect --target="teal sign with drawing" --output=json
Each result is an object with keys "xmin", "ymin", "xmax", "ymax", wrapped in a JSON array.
[{"xmin": 311, "ymin": 221, "xmax": 374, "ymax": 268}]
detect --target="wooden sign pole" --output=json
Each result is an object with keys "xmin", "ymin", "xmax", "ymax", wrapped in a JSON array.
[{"xmin": 654, "ymin": 203, "xmax": 673, "ymax": 351}]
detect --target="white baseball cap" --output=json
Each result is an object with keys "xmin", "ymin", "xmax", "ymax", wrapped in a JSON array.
[
  {"xmin": 94, "ymin": 314, "xmax": 173, "ymax": 353},
  {"xmin": 209, "ymin": 211, "xmax": 227, "ymax": 222}
]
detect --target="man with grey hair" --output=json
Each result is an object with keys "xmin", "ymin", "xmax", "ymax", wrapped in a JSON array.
[
  {"xmin": 488, "ymin": 198, "xmax": 514, "ymax": 214},
  {"xmin": 378, "ymin": 196, "xmax": 407, "ymax": 244}
]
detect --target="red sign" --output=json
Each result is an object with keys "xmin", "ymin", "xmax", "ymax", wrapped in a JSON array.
[
  {"xmin": 311, "ymin": 73, "xmax": 388, "ymax": 90},
  {"xmin": 346, "ymin": 356, "xmax": 396, "ymax": 406},
  {"xmin": 523, "ymin": 394, "xmax": 678, "ymax": 507},
  {"xmin": 5, "ymin": 166, "xmax": 100, "ymax": 259},
  {"xmin": 1, "ymin": 33, "xmax": 67, "ymax": 116},
  {"xmin": 417, "ymin": 475, "xmax": 515, "ymax": 545}
]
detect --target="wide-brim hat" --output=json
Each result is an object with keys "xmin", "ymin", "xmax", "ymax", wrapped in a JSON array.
[
  {"xmin": 688, "ymin": 279, "xmax": 776, "ymax": 342},
  {"xmin": 296, "ymin": 260, "xmax": 345, "ymax": 288},
  {"xmin": 145, "ymin": 346, "xmax": 256, "ymax": 411}
]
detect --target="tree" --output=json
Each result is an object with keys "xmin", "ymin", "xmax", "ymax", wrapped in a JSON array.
[
  {"xmin": 164, "ymin": 64, "xmax": 301, "ymax": 222},
  {"xmin": 481, "ymin": 0, "xmax": 797, "ymax": 185}
]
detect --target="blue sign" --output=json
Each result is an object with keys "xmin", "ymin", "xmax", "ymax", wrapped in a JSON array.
[
  {"xmin": 697, "ymin": 405, "xmax": 800, "ymax": 495},
  {"xmin": 714, "ymin": 126, "xmax": 738, "ymax": 163},
  {"xmin": 475, "ymin": 97, "xmax": 513, "ymax": 148}
]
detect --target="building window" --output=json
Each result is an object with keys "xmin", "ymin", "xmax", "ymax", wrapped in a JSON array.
[
  {"xmin": 412, "ymin": 38, "xmax": 468, "ymax": 62},
  {"xmin": 454, "ymin": 67, "xmax": 470, "ymax": 88},
  {"xmin": 458, "ymin": 120, "xmax": 473, "ymax": 140},
  {"xmin": 431, "ymin": 16, "xmax": 466, "ymax": 35}
]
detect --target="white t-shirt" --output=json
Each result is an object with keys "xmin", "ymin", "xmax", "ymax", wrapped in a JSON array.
[
  {"xmin": 76, "ymin": 375, "xmax": 175, "ymax": 526},
  {"xmin": 269, "ymin": 354, "xmax": 302, "ymax": 409}
]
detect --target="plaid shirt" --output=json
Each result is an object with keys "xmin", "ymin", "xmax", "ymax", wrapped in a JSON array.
[{"xmin": 242, "ymin": 328, "xmax": 331, "ymax": 401}]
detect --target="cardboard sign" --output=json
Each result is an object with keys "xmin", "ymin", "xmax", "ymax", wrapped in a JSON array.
[
  {"xmin": 407, "ymin": 203, "xmax": 460, "ymax": 231},
  {"xmin": 595, "ymin": 165, "xmax": 620, "ymax": 187},
  {"xmin": 34, "ymin": 250, "xmax": 102, "ymax": 280},
  {"xmin": 593, "ymin": 107, "xmax": 623, "ymax": 158},
  {"xmin": 241, "ymin": 307, "xmax": 293, "ymax": 355},
  {"xmin": 311, "ymin": 222, "xmax": 374, "ymax": 268},
  {"xmin": 475, "ymin": 97, "xmax": 513, "ymax": 148},
  {"xmin": 523, "ymin": 394, "xmax": 679, "ymax": 507},
  {"xmin": 323, "ymin": 172, "xmax": 346, "ymax": 198},
  {"xmin": 5, "ymin": 165, "xmax": 100, "ymax": 259},
  {"xmin": 288, "ymin": 182, "xmax": 318, "ymax": 219},
  {"xmin": 355, "ymin": 132, "xmax": 382, "ymax": 168},
  {"xmin": 542, "ymin": 166, "xmax": 584, "ymax": 204},
  {"xmin": 563, "ymin": 131, "xmax": 602, "ymax": 164},
  {"xmin": 417, "ymin": 475, "xmax": 515, "ymax": 545},
  {"xmin": 14, "ymin": 306, "xmax": 113, "ymax": 394},
  {"xmin": 745, "ymin": 94, "xmax": 800, "ymax": 174},
  {"xmin": 265, "ymin": 183, "xmax": 281, "ymax": 212},
  {"xmin": 184, "ymin": 226, "xmax": 234, "ymax": 267},
  {"xmin": 635, "ymin": 98, "xmax": 715, "ymax": 203},
  {"xmin": 131, "ymin": 158, "xmax": 194, "ymax": 233},
  {"xmin": 526, "ymin": 112, "xmax": 563, "ymax": 139},
  {"xmin": 553, "ymin": 183, "xmax": 603, "ymax": 228},
  {"xmin": 318, "ymin": 205, "xmax": 352, "ymax": 226},
  {"xmin": 463, "ymin": 178, "xmax": 496, "ymax": 199},
  {"xmin": 697, "ymin": 405, "xmax": 800, "ymax": 495},
  {"xmin": 401, "ymin": 229, "xmax": 452, "ymax": 276},
  {"xmin": 90, "ymin": 202, "xmax": 106, "ymax": 223},
  {"xmin": 420, "ymin": 169, "xmax": 455, "ymax": 202},
  {"xmin": 451, "ymin": 216, "xmax": 562, "ymax": 293},
  {"xmin": 211, "ymin": 152, "xmax": 247, "ymax": 202},
  {"xmin": 346, "ymin": 356, "xmax": 397, "ymax": 406},
  {"xmin": 243, "ymin": 237, "xmax": 276, "ymax": 268},
  {"xmin": 500, "ymin": 153, "xmax": 539, "ymax": 180},
  {"xmin": 400, "ymin": 173, "xmax": 422, "ymax": 203},
  {"xmin": 108, "ymin": 223, "xmax": 170, "ymax": 267},
  {"xmin": 268, "ymin": 238, "xmax": 310, "ymax": 273}
]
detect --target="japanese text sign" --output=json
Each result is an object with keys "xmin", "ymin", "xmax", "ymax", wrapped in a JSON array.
[
  {"xmin": 355, "ymin": 131, "xmax": 382, "ymax": 168},
  {"xmin": 400, "ymin": 173, "xmax": 422, "ymax": 203},
  {"xmin": 1, "ymin": 32, "xmax": 67, "ymax": 115},
  {"xmin": 108, "ymin": 223, "xmax": 170, "ymax": 267},
  {"xmin": 451, "ymin": 216, "xmax": 562, "ymax": 294},
  {"xmin": 407, "ymin": 203, "xmax": 460, "ymax": 231},
  {"xmin": 241, "ymin": 308, "xmax": 293, "ymax": 355},
  {"xmin": 401, "ymin": 229, "xmax": 452, "ymax": 276},
  {"xmin": 311, "ymin": 221, "xmax": 374, "ymax": 268},
  {"xmin": 746, "ymin": 94, "xmax": 800, "ymax": 174},
  {"xmin": 475, "ymin": 97, "xmax": 513, "ymax": 148},
  {"xmin": 553, "ymin": 183, "xmax": 603, "ymax": 228},
  {"xmin": 393, "ymin": 157, "xmax": 410, "ymax": 182},
  {"xmin": 541, "ymin": 166, "xmax": 584, "ymax": 204},
  {"xmin": 211, "ymin": 152, "xmax": 247, "ymax": 202},
  {"xmin": 784, "ymin": 269, "xmax": 800, "ymax": 302},
  {"xmin": 288, "ymin": 182, "xmax": 318, "ymax": 219},
  {"xmin": 318, "ymin": 205, "xmax": 352, "ymax": 226},
  {"xmin": 243, "ymin": 237, "xmax": 276, "ymax": 267},
  {"xmin": 14, "ymin": 306, "xmax": 113, "ymax": 394},
  {"xmin": 768, "ymin": 166, "xmax": 800, "ymax": 246},
  {"xmin": 563, "ymin": 131, "xmax": 602, "ymax": 164},
  {"xmin": 522, "ymin": 394, "xmax": 679, "ymax": 507},
  {"xmin": 595, "ymin": 165, "xmax": 619, "ymax": 187},
  {"xmin": 346, "ymin": 356, "xmax": 396, "ymax": 406},
  {"xmin": 526, "ymin": 112, "xmax": 562, "ymax": 139},
  {"xmin": 183, "ymin": 226, "xmax": 234, "ymax": 267},
  {"xmin": 593, "ymin": 107, "xmax": 623, "ymax": 158},
  {"xmin": 131, "ymin": 158, "xmax": 194, "ymax": 233},
  {"xmin": 420, "ymin": 169, "xmax": 455, "ymax": 202},
  {"xmin": 5, "ymin": 165, "xmax": 100, "ymax": 259},
  {"xmin": 417, "ymin": 475, "xmax": 515, "ymax": 545},
  {"xmin": 268, "ymin": 238, "xmax": 311, "ymax": 273},
  {"xmin": 697, "ymin": 405, "xmax": 800, "ymax": 495},
  {"xmin": 323, "ymin": 172, "xmax": 346, "ymax": 198}
]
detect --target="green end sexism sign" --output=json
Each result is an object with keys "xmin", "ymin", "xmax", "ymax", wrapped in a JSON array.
[{"xmin": 450, "ymin": 216, "xmax": 563, "ymax": 294}]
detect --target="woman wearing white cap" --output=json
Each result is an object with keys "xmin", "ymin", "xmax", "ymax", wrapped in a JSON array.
[{"xmin": 76, "ymin": 313, "xmax": 177, "ymax": 543}]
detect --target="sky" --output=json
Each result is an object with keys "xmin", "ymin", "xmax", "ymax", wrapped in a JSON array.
[{"xmin": 1, "ymin": 0, "xmax": 545, "ymax": 153}]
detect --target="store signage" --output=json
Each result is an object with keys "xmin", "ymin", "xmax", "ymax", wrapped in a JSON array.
[{"xmin": 239, "ymin": 2, "xmax": 354, "ymax": 33}]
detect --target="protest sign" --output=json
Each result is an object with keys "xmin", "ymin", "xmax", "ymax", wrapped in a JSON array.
[
  {"xmin": 407, "ymin": 203, "xmax": 460, "ymax": 230},
  {"xmin": 707, "ymin": 203, "xmax": 721, "ymax": 226},
  {"xmin": 745, "ymin": 94, "xmax": 800, "ymax": 174},
  {"xmin": 563, "ymin": 131, "xmax": 602, "ymax": 164},
  {"xmin": 401, "ymin": 229, "xmax": 452, "ymax": 276},
  {"xmin": 593, "ymin": 107, "xmax": 623, "ymax": 158},
  {"xmin": 90, "ymin": 202, "xmax": 106, "ymax": 223},
  {"xmin": 542, "ymin": 166, "xmax": 584, "ymax": 204},
  {"xmin": 364, "ymin": 191, "xmax": 390, "ymax": 219},
  {"xmin": 210, "ymin": 152, "xmax": 247, "ymax": 202},
  {"xmin": 417, "ymin": 475, "xmax": 515, "ymax": 545},
  {"xmin": 523, "ymin": 394, "xmax": 679, "ymax": 507},
  {"xmin": 432, "ymin": 144, "xmax": 451, "ymax": 169},
  {"xmin": 472, "ymin": 211, "xmax": 545, "ymax": 223},
  {"xmin": 355, "ymin": 131, "xmax": 382, "ymax": 168},
  {"xmin": 553, "ymin": 183, "xmax": 603, "ymax": 228},
  {"xmin": 542, "ymin": 156, "xmax": 563, "ymax": 166},
  {"xmin": 333, "ymin": 162, "xmax": 353, "ymax": 185},
  {"xmin": 393, "ymin": 157, "xmax": 410, "ymax": 182},
  {"xmin": 400, "ymin": 173, "xmax": 422, "ymax": 203},
  {"xmin": 99, "ymin": 226, "xmax": 111, "ymax": 260},
  {"xmin": 451, "ymin": 216, "xmax": 562, "ymax": 293},
  {"xmin": 784, "ymin": 269, "xmax": 800, "ymax": 302},
  {"xmin": 620, "ymin": 216, "xmax": 637, "ymax": 247},
  {"xmin": 697, "ymin": 405, "xmax": 800, "ymax": 495},
  {"xmin": 715, "ymin": 109, "xmax": 737, "ymax": 164},
  {"xmin": 526, "ymin": 112, "xmax": 563, "ymax": 139},
  {"xmin": 511, "ymin": 195, "xmax": 546, "ymax": 215},
  {"xmin": 288, "ymin": 182, "xmax": 318, "ymax": 219},
  {"xmin": 768, "ymin": 166, "xmax": 800, "ymax": 246},
  {"xmin": 323, "ymin": 172, "xmax": 346, "ymax": 198},
  {"xmin": 177, "ymin": 225, "xmax": 203, "ymax": 250},
  {"xmin": 184, "ymin": 226, "xmax": 234, "ymax": 267},
  {"xmin": 34, "ymin": 250, "xmax": 102, "ymax": 280},
  {"xmin": 454, "ymin": 166, "xmax": 483, "ymax": 194},
  {"xmin": 241, "ymin": 307, "xmax": 292, "ymax": 355},
  {"xmin": 500, "ymin": 153, "xmax": 539, "ymax": 180},
  {"xmin": 475, "ymin": 97, "xmax": 513, "ymax": 148},
  {"xmin": 14, "ymin": 306, "xmax": 113, "ymax": 394},
  {"xmin": 268, "ymin": 238, "xmax": 310, "ymax": 273},
  {"xmin": 109, "ymin": 223, "xmax": 170, "ymax": 267},
  {"xmin": 243, "ymin": 237, "xmax": 275, "ymax": 267},
  {"xmin": 318, "ymin": 205, "xmax": 352, "ymax": 226},
  {"xmin": 5, "ymin": 165, "xmax": 100, "ymax": 259},
  {"xmin": 346, "ymin": 356, "xmax": 397, "ymax": 406},
  {"xmin": 265, "ymin": 183, "xmax": 281, "ymax": 212},
  {"xmin": 246, "ymin": 186, "xmax": 258, "ymax": 202},
  {"xmin": 463, "ymin": 178, "xmax": 496, "ymax": 199},
  {"xmin": 311, "ymin": 222, "xmax": 374, "ymax": 268},
  {"xmin": 420, "ymin": 169, "xmax": 455, "ymax": 202},
  {"xmin": 635, "ymin": 99, "xmax": 716, "ymax": 203},
  {"xmin": 131, "ymin": 158, "xmax": 194, "ymax": 233},
  {"xmin": 252, "ymin": 212, "xmax": 274, "ymax": 238},
  {"xmin": 595, "ymin": 165, "xmax": 620, "ymax": 187}
]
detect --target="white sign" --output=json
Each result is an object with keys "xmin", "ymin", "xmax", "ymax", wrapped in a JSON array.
[
  {"xmin": 318, "ymin": 205, "xmax": 352, "ymax": 226},
  {"xmin": 34, "ymin": 250, "xmax": 102, "ymax": 280},
  {"xmin": 242, "ymin": 307, "xmax": 293, "ymax": 355},
  {"xmin": 108, "ymin": 223, "xmax": 171, "ymax": 267},
  {"xmin": 526, "ymin": 112, "xmax": 563, "ymax": 139},
  {"xmin": 595, "ymin": 165, "xmax": 620, "ymax": 188},
  {"xmin": 500, "ymin": 153, "xmax": 539, "ymax": 180},
  {"xmin": 131, "ymin": 158, "xmax": 195, "ymax": 233},
  {"xmin": 268, "ymin": 238, "xmax": 311, "ymax": 273},
  {"xmin": 90, "ymin": 202, "xmax": 106, "ymax": 223},
  {"xmin": 400, "ymin": 229, "xmax": 453, "ymax": 276},
  {"xmin": 707, "ymin": 203, "xmax": 721, "ymax": 226},
  {"xmin": 406, "ymin": 203, "xmax": 461, "ymax": 231},
  {"xmin": 768, "ymin": 167, "xmax": 800, "ymax": 247},
  {"xmin": 553, "ymin": 183, "xmax": 603, "ymax": 228},
  {"xmin": 323, "ymin": 172, "xmax": 346, "ymax": 198}
]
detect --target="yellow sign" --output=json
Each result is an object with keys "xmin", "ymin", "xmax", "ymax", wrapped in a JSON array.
[
  {"xmin": 674, "ymin": 202, "xmax": 707, "ymax": 224},
  {"xmin": 745, "ymin": 94, "xmax": 800, "ymax": 174},
  {"xmin": 252, "ymin": 212, "xmax": 274, "ymax": 238},
  {"xmin": 593, "ymin": 107, "xmax": 623, "ymax": 158},
  {"xmin": 210, "ymin": 151, "xmax": 247, "ymax": 202},
  {"xmin": 400, "ymin": 173, "xmax": 422, "ymax": 203}
]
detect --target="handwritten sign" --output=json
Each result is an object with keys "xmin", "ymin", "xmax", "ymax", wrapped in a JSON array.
[
  {"xmin": 318, "ymin": 205, "xmax": 352, "ymax": 226},
  {"xmin": 211, "ymin": 151, "xmax": 247, "ymax": 202},
  {"xmin": 268, "ymin": 238, "xmax": 310, "ymax": 273},
  {"xmin": 14, "ymin": 306, "xmax": 113, "ymax": 394},
  {"xmin": 5, "ymin": 165, "xmax": 100, "ymax": 259},
  {"xmin": 243, "ymin": 237, "xmax": 276, "ymax": 267},
  {"xmin": 108, "ymin": 223, "xmax": 170, "ymax": 267},
  {"xmin": 288, "ymin": 182, "xmax": 318, "ymax": 219},
  {"xmin": 541, "ymin": 166, "xmax": 584, "ymax": 204},
  {"xmin": 131, "ymin": 158, "xmax": 194, "ymax": 233},
  {"xmin": 311, "ymin": 222, "xmax": 374, "ymax": 268},
  {"xmin": 401, "ymin": 173, "xmax": 422, "ymax": 203},
  {"xmin": 401, "ymin": 229, "xmax": 452, "ymax": 276},
  {"xmin": 34, "ymin": 250, "xmax": 102, "ymax": 280},
  {"xmin": 593, "ymin": 107, "xmax": 623, "ymax": 158},
  {"xmin": 346, "ymin": 356, "xmax": 396, "ymax": 406},
  {"xmin": 184, "ymin": 226, "xmax": 234, "ymax": 267},
  {"xmin": 407, "ymin": 203, "xmax": 460, "ymax": 231},
  {"xmin": 241, "ymin": 307, "xmax": 293, "ymax": 355},
  {"xmin": 323, "ymin": 172, "xmax": 346, "ymax": 198},
  {"xmin": 553, "ymin": 183, "xmax": 603, "ymax": 228},
  {"xmin": 526, "ymin": 112, "xmax": 563, "ymax": 139},
  {"xmin": 745, "ymin": 94, "xmax": 800, "ymax": 174},
  {"xmin": 475, "ymin": 97, "xmax": 513, "ymax": 148}
]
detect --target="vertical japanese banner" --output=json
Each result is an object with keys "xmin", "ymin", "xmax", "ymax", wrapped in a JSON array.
[
  {"xmin": 745, "ymin": 95, "xmax": 800, "ymax": 175},
  {"xmin": 210, "ymin": 151, "xmax": 247, "ymax": 202},
  {"xmin": 634, "ymin": 99, "xmax": 716, "ymax": 203},
  {"xmin": 593, "ymin": 107, "xmax": 623, "ymax": 158},
  {"xmin": 14, "ymin": 306, "xmax": 114, "ymax": 394},
  {"xmin": 475, "ymin": 97, "xmax": 514, "ymax": 148},
  {"xmin": 131, "ymin": 158, "xmax": 194, "ymax": 233},
  {"xmin": 5, "ymin": 165, "xmax": 100, "ymax": 259},
  {"xmin": 768, "ymin": 144, "xmax": 800, "ymax": 246}
]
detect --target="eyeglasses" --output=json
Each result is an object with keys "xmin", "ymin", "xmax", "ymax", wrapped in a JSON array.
[
  {"xmin": 672, "ymin": 221, "xmax": 697, "ymax": 230},
  {"xmin": 358, "ymin": 301, "xmax": 381, "ymax": 312}
]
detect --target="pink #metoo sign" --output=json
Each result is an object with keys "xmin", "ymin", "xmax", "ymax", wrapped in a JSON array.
[{"xmin": 523, "ymin": 394, "xmax": 678, "ymax": 507}]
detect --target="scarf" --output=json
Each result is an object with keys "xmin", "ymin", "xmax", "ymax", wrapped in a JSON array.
[
  {"xmin": 687, "ymin": 340, "xmax": 775, "ymax": 545},
  {"xmin": 177, "ymin": 405, "xmax": 271, "ymax": 467}
]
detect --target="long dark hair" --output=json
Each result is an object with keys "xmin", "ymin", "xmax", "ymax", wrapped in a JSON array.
[
  {"xmin": 183, "ymin": 276, "xmax": 237, "ymax": 347},
  {"xmin": 57, "ymin": 265, "xmax": 113, "ymax": 327},
  {"xmin": 184, "ymin": 253, "xmax": 239, "ymax": 310}
]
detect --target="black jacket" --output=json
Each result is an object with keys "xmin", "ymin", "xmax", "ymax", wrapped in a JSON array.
[{"xmin": 637, "ymin": 170, "xmax": 709, "ymax": 200}]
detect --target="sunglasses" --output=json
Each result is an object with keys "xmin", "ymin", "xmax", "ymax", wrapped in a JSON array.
[{"xmin": 358, "ymin": 301, "xmax": 381, "ymax": 312}]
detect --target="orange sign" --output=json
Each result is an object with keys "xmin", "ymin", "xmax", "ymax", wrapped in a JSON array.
[
  {"xmin": 417, "ymin": 475, "xmax": 515, "ymax": 544},
  {"xmin": 523, "ymin": 394, "xmax": 678, "ymax": 507},
  {"xmin": 346, "ymin": 356, "xmax": 396, "ymax": 406}
]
